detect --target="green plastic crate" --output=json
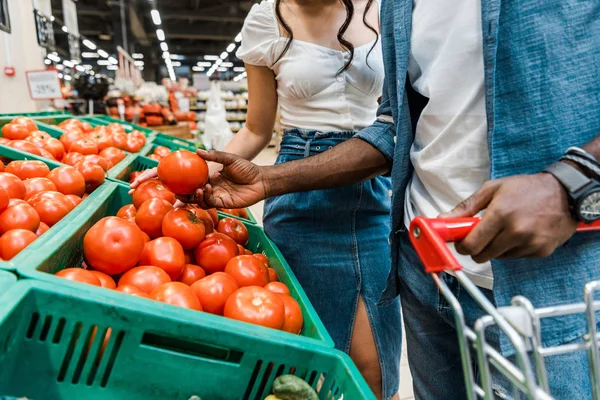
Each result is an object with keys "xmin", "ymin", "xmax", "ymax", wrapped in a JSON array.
[
  {"xmin": 0, "ymin": 146, "xmax": 112, "ymax": 272},
  {"xmin": 17, "ymin": 182, "xmax": 333, "ymax": 345},
  {"xmin": 0, "ymin": 270, "xmax": 16, "ymax": 294},
  {"xmin": 0, "ymin": 111, "xmax": 71, "ymax": 118},
  {"xmin": 87, "ymin": 115, "xmax": 157, "ymax": 136},
  {"xmin": 0, "ymin": 280, "xmax": 372, "ymax": 400}
]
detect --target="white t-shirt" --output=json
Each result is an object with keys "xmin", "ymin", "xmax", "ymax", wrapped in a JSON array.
[{"xmin": 404, "ymin": 0, "xmax": 493, "ymax": 288}]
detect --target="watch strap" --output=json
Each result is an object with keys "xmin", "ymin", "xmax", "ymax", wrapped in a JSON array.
[
  {"xmin": 560, "ymin": 154, "xmax": 600, "ymax": 180},
  {"xmin": 542, "ymin": 161, "xmax": 592, "ymax": 195},
  {"xmin": 565, "ymin": 147, "xmax": 600, "ymax": 167}
]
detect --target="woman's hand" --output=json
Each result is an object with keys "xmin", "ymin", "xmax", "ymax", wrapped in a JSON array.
[{"xmin": 128, "ymin": 168, "xmax": 157, "ymax": 194}]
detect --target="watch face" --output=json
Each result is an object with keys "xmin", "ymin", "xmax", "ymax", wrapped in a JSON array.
[{"xmin": 579, "ymin": 190, "xmax": 600, "ymax": 223}]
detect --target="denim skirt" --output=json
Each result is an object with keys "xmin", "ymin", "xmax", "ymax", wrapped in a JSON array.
[{"xmin": 263, "ymin": 128, "xmax": 402, "ymax": 398}]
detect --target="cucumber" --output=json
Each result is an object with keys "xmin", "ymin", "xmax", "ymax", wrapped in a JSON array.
[{"xmin": 272, "ymin": 375, "xmax": 319, "ymax": 400}]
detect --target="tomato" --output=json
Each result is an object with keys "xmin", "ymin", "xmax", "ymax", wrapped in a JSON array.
[
  {"xmin": 83, "ymin": 216, "xmax": 146, "ymax": 275},
  {"xmin": 33, "ymin": 198, "xmax": 70, "ymax": 226},
  {"xmin": 184, "ymin": 250, "xmax": 195, "ymax": 264},
  {"xmin": 8, "ymin": 199, "xmax": 26, "ymax": 207},
  {"xmin": 0, "ymin": 138, "xmax": 9, "ymax": 146},
  {"xmin": 268, "ymin": 268, "xmax": 278, "ymax": 282},
  {"xmin": 135, "ymin": 198, "xmax": 173, "ymax": 238},
  {"xmin": 23, "ymin": 177, "xmax": 57, "ymax": 200},
  {"xmin": 131, "ymin": 130, "xmax": 146, "ymax": 141},
  {"xmin": 89, "ymin": 270, "xmax": 117, "ymax": 289},
  {"xmin": 80, "ymin": 122, "xmax": 93, "ymax": 134},
  {"xmin": 27, "ymin": 191, "xmax": 74, "ymax": 212},
  {"xmin": 0, "ymin": 229, "xmax": 37, "ymax": 260},
  {"xmin": 237, "ymin": 244, "xmax": 245, "ymax": 255},
  {"xmin": 115, "ymin": 284, "xmax": 149, "ymax": 298},
  {"xmin": 237, "ymin": 208, "xmax": 249, "ymax": 219},
  {"xmin": 38, "ymin": 148, "xmax": 56, "ymax": 160},
  {"xmin": 55, "ymin": 268, "xmax": 101, "ymax": 286},
  {"xmin": 224, "ymin": 255, "xmax": 270, "ymax": 287},
  {"xmin": 179, "ymin": 264, "xmax": 206, "ymax": 286},
  {"xmin": 224, "ymin": 286, "xmax": 285, "ymax": 330},
  {"xmin": 0, "ymin": 162, "xmax": 3, "ymax": 172},
  {"xmin": 26, "ymin": 135, "xmax": 47, "ymax": 150},
  {"xmin": 66, "ymin": 194, "xmax": 82, "ymax": 207},
  {"xmin": 147, "ymin": 154, "xmax": 161, "ymax": 161},
  {"xmin": 129, "ymin": 171, "xmax": 142, "ymax": 183},
  {"xmin": 207, "ymin": 209, "xmax": 219, "ymax": 225},
  {"xmin": 74, "ymin": 161, "xmax": 105, "ymax": 192},
  {"xmin": 70, "ymin": 139, "xmax": 98, "ymax": 155},
  {"xmin": 60, "ymin": 130, "xmax": 86, "ymax": 151},
  {"xmin": 252, "ymin": 253, "xmax": 269, "ymax": 266},
  {"xmin": 125, "ymin": 135, "xmax": 145, "ymax": 152},
  {"xmin": 216, "ymin": 218, "xmax": 249, "ymax": 245},
  {"xmin": 194, "ymin": 232, "xmax": 239, "ymax": 274},
  {"xmin": 92, "ymin": 131, "xmax": 115, "ymax": 152},
  {"xmin": 190, "ymin": 272, "xmax": 238, "ymax": 315},
  {"xmin": 58, "ymin": 119, "xmax": 84, "ymax": 131},
  {"xmin": 7, "ymin": 140, "xmax": 42, "ymax": 156},
  {"xmin": 0, "ymin": 203, "xmax": 40, "ymax": 234},
  {"xmin": 82, "ymin": 154, "xmax": 110, "ymax": 171},
  {"xmin": 43, "ymin": 138, "xmax": 66, "ymax": 160},
  {"xmin": 5, "ymin": 160, "xmax": 50, "ymax": 180},
  {"xmin": 47, "ymin": 166, "xmax": 86, "ymax": 196},
  {"xmin": 150, "ymin": 282, "xmax": 203, "ymax": 310},
  {"xmin": 264, "ymin": 281, "xmax": 290, "ymax": 296},
  {"xmin": 153, "ymin": 146, "xmax": 171, "ymax": 158},
  {"xmin": 277, "ymin": 294, "xmax": 304, "ymax": 334},
  {"xmin": 62, "ymin": 152, "xmax": 84, "ymax": 166},
  {"xmin": 185, "ymin": 205, "xmax": 214, "ymax": 234},
  {"xmin": 218, "ymin": 208, "xmax": 242, "ymax": 217},
  {"xmin": 131, "ymin": 179, "xmax": 175, "ymax": 209},
  {"xmin": 0, "ymin": 172, "xmax": 27, "ymax": 199},
  {"xmin": 99, "ymin": 147, "xmax": 126, "ymax": 165},
  {"xmin": 118, "ymin": 265, "xmax": 171, "ymax": 294},
  {"xmin": 116, "ymin": 204, "xmax": 136, "ymax": 219},
  {"xmin": 139, "ymin": 237, "xmax": 185, "ymax": 280},
  {"xmin": 2, "ymin": 124, "xmax": 30, "ymax": 140},
  {"xmin": 0, "ymin": 187, "xmax": 8, "ymax": 214},
  {"xmin": 11, "ymin": 117, "xmax": 37, "ymax": 133},
  {"xmin": 111, "ymin": 131, "xmax": 128, "ymax": 150},
  {"xmin": 157, "ymin": 150, "xmax": 209, "ymax": 195},
  {"xmin": 161, "ymin": 208, "xmax": 206, "ymax": 249},
  {"xmin": 35, "ymin": 222, "xmax": 49, "ymax": 236}
]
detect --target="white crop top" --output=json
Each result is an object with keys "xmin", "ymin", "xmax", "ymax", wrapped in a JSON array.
[{"xmin": 236, "ymin": 0, "xmax": 384, "ymax": 132}]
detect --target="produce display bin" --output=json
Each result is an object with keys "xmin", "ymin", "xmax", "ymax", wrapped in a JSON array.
[
  {"xmin": 0, "ymin": 146, "xmax": 113, "ymax": 273},
  {"xmin": 17, "ymin": 182, "xmax": 332, "ymax": 345},
  {"xmin": 0, "ymin": 280, "xmax": 371, "ymax": 400},
  {"xmin": 85, "ymin": 115, "xmax": 157, "ymax": 137},
  {"xmin": 0, "ymin": 112, "xmax": 71, "ymax": 118},
  {"xmin": 0, "ymin": 270, "xmax": 16, "ymax": 294}
]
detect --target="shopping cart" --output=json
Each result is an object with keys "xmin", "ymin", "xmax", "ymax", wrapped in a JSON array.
[{"xmin": 408, "ymin": 217, "xmax": 600, "ymax": 400}]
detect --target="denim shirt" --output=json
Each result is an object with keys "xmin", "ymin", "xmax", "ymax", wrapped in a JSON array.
[{"xmin": 355, "ymin": 0, "xmax": 600, "ymax": 355}]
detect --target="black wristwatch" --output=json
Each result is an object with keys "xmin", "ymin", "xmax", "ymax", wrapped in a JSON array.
[{"xmin": 542, "ymin": 161, "xmax": 600, "ymax": 223}]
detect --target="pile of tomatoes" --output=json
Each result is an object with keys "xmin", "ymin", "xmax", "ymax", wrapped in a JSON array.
[
  {"xmin": 0, "ymin": 158, "xmax": 103, "ymax": 260},
  {"xmin": 56, "ymin": 150, "xmax": 303, "ymax": 335},
  {"xmin": 0, "ymin": 117, "xmax": 146, "ymax": 171}
]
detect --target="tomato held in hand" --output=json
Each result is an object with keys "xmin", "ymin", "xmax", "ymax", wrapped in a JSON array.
[
  {"xmin": 151, "ymin": 282, "xmax": 203, "ymax": 310},
  {"xmin": 89, "ymin": 270, "xmax": 117, "ymax": 289},
  {"xmin": 5, "ymin": 160, "xmax": 50, "ymax": 180},
  {"xmin": 224, "ymin": 286, "xmax": 285, "ymax": 330},
  {"xmin": 83, "ymin": 216, "xmax": 145, "ymax": 275},
  {"xmin": 178, "ymin": 264, "xmax": 206, "ymax": 286},
  {"xmin": 132, "ymin": 179, "xmax": 175, "ymax": 209},
  {"xmin": 139, "ymin": 237, "xmax": 186, "ymax": 280},
  {"xmin": 116, "ymin": 204, "xmax": 137, "ymax": 219},
  {"xmin": 119, "ymin": 265, "xmax": 171, "ymax": 294},
  {"xmin": 277, "ymin": 294, "xmax": 304, "ymax": 334},
  {"xmin": 217, "ymin": 218, "xmax": 249, "ymax": 245},
  {"xmin": 0, "ymin": 172, "xmax": 26, "ymax": 199},
  {"xmin": 224, "ymin": 255, "xmax": 270, "ymax": 288},
  {"xmin": 185, "ymin": 205, "xmax": 214, "ymax": 234},
  {"xmin": 161, "ymin": 208, "xmax": 206, "ymax": 249},
  {"xmin": 135, "ymin": 198, "xmax": 173, "ymax": 239},
  {"xmin": 157, "ymin": 150, "xmax": 208, "ymax": 195},
  {"xmin": 47, "ymin": 166, "xmax": 86, "ymax": 196},
  {"xmin": 33, "ymin": 198, "xmax": 70, "ymax": 227},
  {"xmin": 0, "ymin": 229, "xmax": 37, "ymax": 260},
  {"xmin": 0, "ymin": 203, "xmax": 40, "ymax": 234},
  {"xmin": 55, "ymin": 268, "xmax": 101, "ymax": 286},
  {"xmin": 190, "ymin": 272, "xmax": 238, "ymax": 315},
  {"xmin": 194, "ymin": 232, "xmax": 239, "ymax": 274},
  {"xmin": 23, "ymin": 178, "xmax": 56, "ymax": 199},
  {"xmin": 264, "ymin": 281, "xmax": 290, "ymax": 296}
]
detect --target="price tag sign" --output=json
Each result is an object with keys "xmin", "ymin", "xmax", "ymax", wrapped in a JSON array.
[{"xmin": 26, "ymin": 70, "xmax": 62, "ymax": 100}]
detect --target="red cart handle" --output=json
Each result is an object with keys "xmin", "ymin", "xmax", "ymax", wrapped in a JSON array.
[{"xmin": 409, "ymin": 217, "xmax": 600, "ymax": 274}]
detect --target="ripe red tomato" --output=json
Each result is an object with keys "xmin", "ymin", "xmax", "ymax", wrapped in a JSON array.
[
  {"xmin": 135, "ymin": 198, "xmax": 173, "ymax": 238},
  {"xmin": 268, "ymin": 268, "xmax": 278, "ymax": 282},
  {"xmin": 33, "ymin": 198, "xmax": 70, "ymax": 227},
  {"xmin": 129, "ymin": 170, "xmax": 142, "ymax": 183},
  {"xmin": 66, "ymin": 194, "xmax": 82, "ymax": 208},
  {"xmin": 116, "ymin": 204, "xmax": 136, "ymax": 219},
  {"xmin": 89, "ymin": 270, "xmax": 117, "ymax": 289},
  {"xmin": 0, "ymin": 187, "xmax": 8, "ymax": 214},
  {"xmin": 224, "ymin": 255, "xmax": 270, "ymax": 287},
  {"xmin": 264, "ymin": 281, "xmax": 290, "ymax": 295},
  {"xmin": 60, "ymin": 130, "xmax": 86, "ymax": 151},
  {"xmin": 118, "ymin": 265, "xmax": 171, "ymax": 294},
  {"xmin": 194, "ymin": 232, "xmax": 239, "ymax": 274},
  {"xmin": 82, "ymin": 154, "xmax": 110, "ymax": 171},
  {"xmin": 0, "ymin": 172, "xmax": 26, "ymax": 199},
  {"xmin": 153, "ymin": 146, "xmax": 171, "ymax": 158},
  {"xmin": 179, "ymin": 264, "xmax": 206, "ymax": 286},
  {"xmin": 0, "ymin": 162, "xmax": 4, "ymax": 172},
  {"xmin": 91, "ymin": 131, "xmax": 115, "ymax": 152},
  {"xmin": 184, "ymin": 205, "xmax": 214, "ymax": 234},
  {"xmin": 74, "ymin": 161, "xmax": 105, "ymax": 192},
  {"xmin": 35, "ymin": 222, "xmax": 49, "ymax": 236},
  {"xmin": 62, "ymin": 152, "xmax": 84, "ymax": 166},
  {"xmin": 80, "ymin": 122, "xmax": 93, "ymax": 134},
  {"xmin": 150, "ymin": 282, "xmax": 203, "ymax": 310},
  {"xmin": 224, "ymin": 286, "xmax": 285, "ymax": 330},
  {"xmin": 43, "ymin": 138, "xmax": 66, "ymax": 161},
  {"xmin": 11, "ymin": 117, "xmax": 37, "ymax": 132},
  {"xmin": 147, "ymin": 154, "xmax": 161, "ymax": 161},
  {"xmin": 47, "ymin": 166, "xmax": 86, "ymax": 196},
  {"xmin": 55, "ymin": 268, "xmax": 101, "ymax": 286},
  {"xmin": 157, "ymin": 150, "xmax": 209, "ymax": 195},
  {"xmin": 70, "ymin": 139, "xmax": 98, "ymax": 155},
  {"xmin": 139, "ymin": 237, "xmax": 186, "ymax": 280},
  {"xmin": 252, "ymin": 253, "xmax": 269, "ymax": 266},
  {"xmin": 5, "ymin": 160, "xmax": 50, "ymax": 180},
  {"xmin": 38, "ymin": 148, "xmax": 56, "ymax": 160},
  {"xmin": 237, "ymin": 244, "xmax": 245, "ymax": 255},
  {"xmin": 99, "ymin": 147, "xmax": 126, "ymax": 166},
  {"xmin": 277, "ymin": 294, "xmax": 304, "ymax": 334},
  {"xmin": 27, "ymin": 191, "xmax": 74, "ymax": 212},
  {"xmin": 207, "ymin": 209, "xmax": 219, "ymax": 225},
  {"xmin": 217, "ymin": 218, "xmax": 249, "ymax": 245},
  {"xmin": 115, "ymin": 284, "xmax": 149, "ymax": 298},
  {"xmin": 161, "ymin": 208, "xmax": 206, "ymax": 249},
  {"xmin": 131, "ymin": 179, "xmax": 175, "ymax": 209},
  {"xmin": 190, "ymin": 272, "xmax": 238, "ymax": 315},
  {"xmin": 0, "ymin": 203, "xmax": 40, "ymax": 234},
  {"xmin": 218, "ymin": 208, "xmax": 243, "ymax": 218},
  {"xmin": 0, "ymin": 138, "xmax": 10, "ymax": 146},
  {"xmin": 0, "ymin": 229, "xmax": 37, "ymax": 260},
  {"xmin": 111, "ymin": 131, "xmax": 128, "ymax": 150},
  {"xmin": 125, "ymin": 135, "xmax": 145, "ymax": 152},
  {"xmin": 2, "ymin": 124, "xmax": 30, "ymax": 140},
  {"xmin": 8, "ymin": 198, "xmax": 26, "ymax": 207},
  {"xmin": 83, "ymin": 216, "xmax": 146, "ymax": 275}
]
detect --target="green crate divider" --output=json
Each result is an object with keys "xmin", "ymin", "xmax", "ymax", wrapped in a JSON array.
[
  {"xmin": 0, "ymin": 111, "xmax": 71, "ymax": 118},
  {"xmin": 0, "ymin": 280, "xmax": 371, "ymax": 400},
  {"xmin": 0, "ymin": 270, "xmax": 16, "ymax": 294},
  {"xmin": 0, "ymin": 146, "xmax": 113, "ymax": 272},
  {"xmin": 17, "ymin": 182, "xmax": 333, "ymax": 346},
  {"xmin": 89, "ymin": 115, "xmax": 157, "ymax": 136}
]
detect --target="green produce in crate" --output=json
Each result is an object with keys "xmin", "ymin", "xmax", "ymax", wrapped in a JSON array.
[{"xmin": 271, "ymin": 375, "xmax": 319, "ymax": 400}]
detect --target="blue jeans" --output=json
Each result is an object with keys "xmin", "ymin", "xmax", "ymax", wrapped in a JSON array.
[
  {"xmin": 263, "ymin": 129, "xmax": 402, "ymax": 399},
  {"xmin": 398, "ymin": 232, "xmax": 592, "ymax": 399}
]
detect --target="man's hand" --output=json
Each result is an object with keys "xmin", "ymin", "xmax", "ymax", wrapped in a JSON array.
[{"xmin": 440, "ymin": 173, "xmax": 578, "ymax": 263}]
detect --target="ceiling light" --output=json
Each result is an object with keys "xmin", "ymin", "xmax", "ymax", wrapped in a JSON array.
[
  {"xmin": 107, "ymin": 65, "xmax": 118, "ymax": 70},
  {"xmin": 63, "ymin": 60, "xmax": 74, "ymax": 68},
  {"xmin": 220, "ymin": 52, "xmax": 228, "ymax": 59},
  {"xmin": 226, "ymin": 43, "xmax": 236, "ymax": 53},
  {"xmin": 235, "ymin": 33, "xmax": 242, "ymax": 42},
  {"xmin": 160, "ymin": 42, "xmax": 168, "ymax": 52},
  {"xmin": 134, "ymin": 60, "xmax": 144, "ymax": 66},
  {"xmin": 44, "ymin": 59, "xmax": 51, "ymax": 65},
  {"xmin": 221, "ymin": 62, "xmax": 233, "ymax": 67},
  {"xmin": 156, "ymin": 29, "xmax": 165, "ymax": 41},
  {"xmin": 108, "ymin": 57, "xmax": 118, "ymax": 65},
  {"xmin": 57, "ymin": 73, "xmax": 63, "ymax": 78},
  {"xmin": 83, "ymin": 64, "xmax": 93, "ymax": 70},
  {"xmin": 192, "ymin": 66, "xmax": 205, "ymax": 72},
  {"xmin": 207, "ymin": 71, "xmax": 213, "ymax": 77},
  {"xmin": 171, "ymin": 61, "xmax": 181, "ymax": 67},
  {"xmin": 151, "ymin": 9, "xmax": 161, "ymax": 25},
  {"xmin": 62, "ymin": 26, "xmax": 68, "ymax": 33},
  {"xmin": 97, "ymin": 49, "xmax": 109, "ymax": 58},
  {"xmin": 71, "ymin": 59, "xmax": 80, "ymax": 64},
  {"xmin": 97, "ymin": 60, "xmax": 110, "ymax": 65},
  {"xmin": 170, "ymin": 54, "xmax": 184, "ymax": 60},
  {"xmin": 82, "ymin": 39, "xmax": 96, "ymax": 50},
  {"xmin": 204, "ymin": 55, "xmax": 219, "ymax": 61},
  {"xmin": 89, "ymin": 70, "xmax": 95, "ymax": 75},
  {"xmin": 75, "ymin": 65, "xmax": 85, "ymax": 72},
  {"xmin": 197, "ymin": 61, "xmax": 211, "ymax": 67},
  {"xmin": 215, "ymin": 59, "xmax": 223, "ymax": 66},
  {"xmin": 47, "ymin": 53, "xmax": 61, "ymax": 62},
  {"xmin": 233, "ymin": 67, "xmax": 245, "ymax": 72},
  {"xmin": 50, "ymin": 16, "xmax": 55, "ymax": 21},
  {"xmin": 162, "ymin": 51, "xmax": 170, "ymax": 59},
  {"xmin": 82, "ymin": 52, "xmax": 99, "ymax": 58},
  {"xmin": 55, "ymin": 64, "xmax": 64, "ymax": 70},
  {"xmin": 139, "ymin": 66, "xmax": 144, "ymax": 70},
  {"xmin": 64, "ymin": 75, "xmax": 72, "ymax": 81},
  {"xmin": 132, "ymin": 53, "xmax": 144, "ymax": 59},
  {"xmin": 217, "ymin": 67, "xmax": 227, "ymax": 72}
]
